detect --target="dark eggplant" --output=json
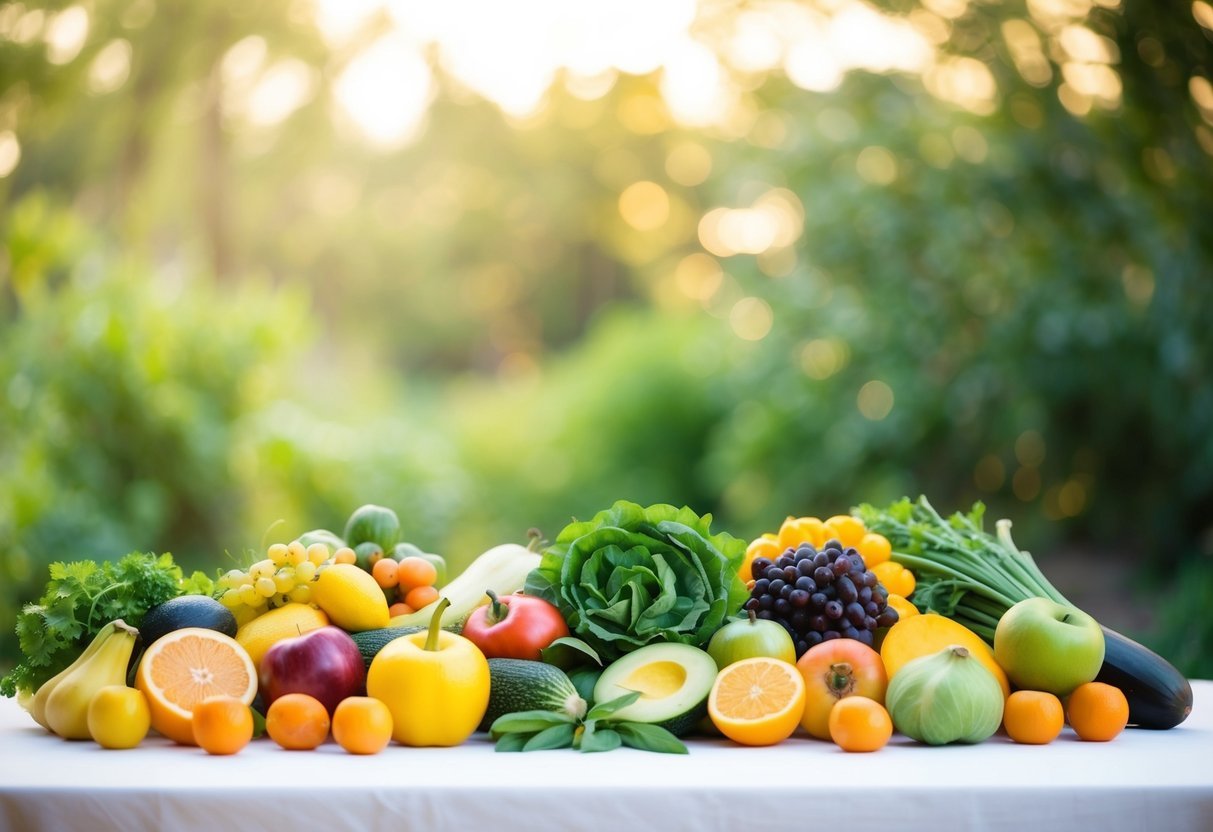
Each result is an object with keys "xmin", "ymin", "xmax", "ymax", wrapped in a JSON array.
[{"xmin": 1095, "ymin": 626, "xmax": 1192, "ymax": 730}]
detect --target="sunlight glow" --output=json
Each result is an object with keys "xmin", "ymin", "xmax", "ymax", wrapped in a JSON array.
[
  {"xmin": 698, "ymin": 189, "xmax": 804, "ymax": 257},
  {"xmin": 44, "ymin": 5, "xmax": 89, "ymax": 65},
  {"xmin": 661, "ymin": 39, "xmax": 730, "ymax": 126},
  {"xmin": 333, "ymin": 33, "xmax": 433, "ymax": 147},
  {"xmin": 0, "ymin": 131, "xmax": 20, "ymax": 178},
  {"xmin": 88, "ymin": 39, "xmax": 132, "ymax": 95},
  {"xmin": 248, "ymin": 61, "xmax": 315, "ymax": 126}
]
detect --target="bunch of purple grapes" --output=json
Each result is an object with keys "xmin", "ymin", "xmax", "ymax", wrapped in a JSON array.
[{"xmin": 744, "ymin": 540, "xmax": 899, "ymax": 657}]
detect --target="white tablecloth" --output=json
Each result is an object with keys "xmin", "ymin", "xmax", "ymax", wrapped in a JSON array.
[{"xmin": 1, "ymin": 682, "xmax": 1210, "ymax": 832}]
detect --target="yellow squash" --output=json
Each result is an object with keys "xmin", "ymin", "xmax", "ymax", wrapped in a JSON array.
[{"xmin": 367, "ymin": 598, "xmax": 489, "ymax": 747}]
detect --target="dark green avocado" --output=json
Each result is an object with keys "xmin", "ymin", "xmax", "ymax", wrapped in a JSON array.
[{"xmin": 139, "ymin": 595, "xmax": 238, "ymax": 647}]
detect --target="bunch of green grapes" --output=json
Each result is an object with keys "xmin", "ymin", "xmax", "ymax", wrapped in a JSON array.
[{"xmin": 217, "ymin": 541, "xmax": 335, "ymax": 613}]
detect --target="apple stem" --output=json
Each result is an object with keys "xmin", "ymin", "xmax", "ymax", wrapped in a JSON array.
[
  {"xmin": 747, "ymin": 609, "xmax": 757, "ymax": 625},
  {"xmin": 486, "ymin": 590, "xmax": 508, "ymax": 625},
  {"xmin": 425, "ymin": 597, "xmax": 451, "ymax": 651}
]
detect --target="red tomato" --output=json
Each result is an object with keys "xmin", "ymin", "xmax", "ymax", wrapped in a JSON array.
[
  {"xmin": 796, "ymin": 639, "xmax": 888, "ymax": 740},
  {"xmin": 460, "ymin": 592, "xmax": 570, "ymax": 661}
]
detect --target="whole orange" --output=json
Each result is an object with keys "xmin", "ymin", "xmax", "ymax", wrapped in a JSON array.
[
  {"xmin": 332, "ymin": 697, "xmax": 393, "ymax": 755},
  {"xmin": 192, "ymin": 696, "xmax": 254, "ymax": 755},
  {"xmin": 266, "ymin": 693, "xmax": 330, "ymax": 750},
  {"xmin": 828, "ymin": 696, "xmax": 893, "ymax": 752},
  {"xmin": 1003, "ymin": 690, "xmax": 1064, "ymax": 745},
  {"xmin": 1067, "ymin": 682, "xmax": 1129, "ymax": 742}
]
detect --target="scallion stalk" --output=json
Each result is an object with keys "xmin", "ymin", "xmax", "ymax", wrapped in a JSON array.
[{"xmin": 857, "ymin": 496, "xmax": 1073, "ymax": 643}]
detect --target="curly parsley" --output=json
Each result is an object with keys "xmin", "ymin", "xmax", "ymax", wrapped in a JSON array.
[{"xmin": 1, "ymin": 552, "xmax": 214, "ymax": 698}]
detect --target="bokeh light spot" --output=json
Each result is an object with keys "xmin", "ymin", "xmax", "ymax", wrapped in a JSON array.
[
  {"xmin": 857, "ymin": 380, "xmax": 894, "ymax": 420},
  {"xmin": 618, "ymin": 181, "xmax": 671, "ymax": 231}
]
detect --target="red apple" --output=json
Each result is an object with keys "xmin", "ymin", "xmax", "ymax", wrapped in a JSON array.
[{"xmin": 259, "ymin": 626, "xmax": 366, "ymax": 715}]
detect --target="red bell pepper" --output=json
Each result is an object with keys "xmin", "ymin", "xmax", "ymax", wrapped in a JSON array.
[{"xmin": 461, "ymin": 591, "xmax": 569, "ymax": 661}]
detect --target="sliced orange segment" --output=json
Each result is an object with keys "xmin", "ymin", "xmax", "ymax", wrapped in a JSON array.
[
  {"xmin": 135, "ymin": 627, "xmax": 257, "ymax": 745},
  {"xmin": 708, "ymin": 657, "xmax": 806, "ymax": 746}
]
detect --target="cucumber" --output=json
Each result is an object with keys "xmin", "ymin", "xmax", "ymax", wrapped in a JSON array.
[
  {"xmin": 482, "ymin": 659, "xmax": 587, "ymax": 730},
  {"xmin": 1095, "ymin": 626, "xmax": 1193, "ymax": 729}
]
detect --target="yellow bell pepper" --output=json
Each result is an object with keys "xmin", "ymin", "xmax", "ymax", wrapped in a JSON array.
[{"xmin": 366, "ymin": 598, "xmax": 490, "ymax": 747}]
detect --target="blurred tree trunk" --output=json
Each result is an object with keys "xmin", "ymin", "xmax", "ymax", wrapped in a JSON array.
[{"xmin": 200, "ymin": 26, "xmax": 232, "ymax": 281}]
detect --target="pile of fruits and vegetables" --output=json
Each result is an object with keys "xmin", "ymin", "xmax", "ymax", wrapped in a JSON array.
[{"xmin": 1, "ymin": 497, "xmax": 1194, "ymax": 756}]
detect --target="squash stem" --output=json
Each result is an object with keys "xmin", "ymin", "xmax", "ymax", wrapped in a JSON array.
[{"xmin": 425, "ymin": 597, "xmax": 452, "ymax": 651}]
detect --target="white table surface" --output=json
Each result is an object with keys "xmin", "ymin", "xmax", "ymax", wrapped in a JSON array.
[{"xmin": 1, "ymin": 682, "xmax": 1210, "ymax": 832}]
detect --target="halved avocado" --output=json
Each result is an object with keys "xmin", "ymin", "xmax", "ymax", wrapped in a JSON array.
[{"xmin": 593, "ymin": 643, "xmax": 718, "ymax": 737}]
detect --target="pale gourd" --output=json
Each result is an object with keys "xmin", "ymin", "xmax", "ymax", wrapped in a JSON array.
[{"xmin": 886, "ymin": 645, "xmax": 1004, "ymax": 745}]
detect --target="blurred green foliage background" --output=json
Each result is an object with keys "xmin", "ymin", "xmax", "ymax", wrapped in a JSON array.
[{"xmin": 2, "ymin": 0, "xmax": 1212, "ymax": 675}]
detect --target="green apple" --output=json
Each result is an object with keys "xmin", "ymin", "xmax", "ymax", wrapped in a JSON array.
[
  {"xmin": 708, "ymin": 613, "xmax": 796, "ymax": 668},
  {"xmin": 994, "ymin": 598, "xmax": 1105, "ymax": 696}
]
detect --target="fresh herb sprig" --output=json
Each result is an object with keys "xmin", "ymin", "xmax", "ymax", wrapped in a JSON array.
[
  {"xmin": 857, "ymin": 496, "xmax": 1069, "ymax": 642},
  {"xmin": 1, "ymin": 551, "xmax": 213, "ymax": 697},
  {"xmin": 490, "ymin": 692, "xmax": 688, "ymax": 754}
]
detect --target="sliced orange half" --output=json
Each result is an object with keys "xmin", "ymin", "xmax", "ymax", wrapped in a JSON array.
[
  {"xmin": 135, "ymin": 627, "xmax": 257, "ymax": 745},
  {"xmin": 708, "ymin": 657, "xmax": 806, "ymax": 746}
]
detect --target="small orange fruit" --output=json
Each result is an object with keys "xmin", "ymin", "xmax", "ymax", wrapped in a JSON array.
[
  {"xmin": 403, "ymin": 585, "xmax": 439, "ymax": 611},
  {"xmin": 266, "ymin": 693, "xmax": 331, "ymax": 750},
  {"xmin": 371, "ymin": 558, "xmax": 399, "ymax": 589},
  {"xmin": 1067, "ymin": 682, "xmax": 1129, "ymax": 742},
  {"xmin": 332, "ymin": 697, "xmax": 393, "ymax": 755},
  {"xmin": 135, "ymin": 628, "xmax": 257, "ymax": 745},
  {"xmin": 708, "ymin": 657, "xmax": 806, "ymax": 746},
  {"xmin": 397, "ymin": 557, "xmax": 438, "ymax": 590},
  {"xmin": 828, "ymin": 696, "xmax": 893, "ymax": 752},
  {"xmin": 1003, "ymin": 690, "xmax": 1064, "ymax": 744},
  {"xmin": 192, "ymin": 695, "xmax": 254, "ymax": 755}
]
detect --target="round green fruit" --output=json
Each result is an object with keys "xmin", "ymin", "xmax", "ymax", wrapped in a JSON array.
[{"xmin": 708, "ymin": 612, "xmax": 796, "ymax": 668}]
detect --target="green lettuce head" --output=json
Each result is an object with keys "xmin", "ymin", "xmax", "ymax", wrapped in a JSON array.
[{"xmin": 524, "ymin": 500, "xmax": 749, "ymax": 662}]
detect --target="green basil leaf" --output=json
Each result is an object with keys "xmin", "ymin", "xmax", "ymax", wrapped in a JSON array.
[
  {"xmin": 586, "ymin": 690, "xmax": 641, "ymax": 720},
  {"xmin": 540, "ymin": 636, "xmax": 604, "ymax": 668},
  {"xmin": 489, "ymin": 709, "xmax": 575, "ymax": 737},
  {"xmin": 521, "ymin": 723, "xmax": 576, "ymax": 751},
  {"xmin": 613, "ymin": 721, "xmax": 689, "ymax": 754},
  {"xmin": 250, "ymin": 707, "xmax": 266, "ymax": 740},
  {"xmin": 579, "ymin": 723, "xmax": 622, "ymax": 753},
  {"xmin": 495, "ymin": 732, "xmax": 534, "ymax": 752}
]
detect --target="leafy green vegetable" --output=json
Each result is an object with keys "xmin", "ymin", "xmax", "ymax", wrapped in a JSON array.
[
  {"xmin": 490, "ymin": 690, "xmax": 688, "ymax": 754},
  {"xmin": 857, "ymin": 496, "xmax": 1069, "ymax": 642},
  {"xmin": 525, "ymin": 500, "xmax": 748, "ymax": 662},
  {"xmin": 0, "ymin": 551, "xmax": 212, "ymax": 698}
]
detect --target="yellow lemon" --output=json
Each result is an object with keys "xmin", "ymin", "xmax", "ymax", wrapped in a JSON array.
[
  {"xmin": 313, "ymin": 564, "xmax": 390, "ymax": 632},
  {"xmin": 235, "ymin": 603, "xmax": 329, "ymax": 669}
]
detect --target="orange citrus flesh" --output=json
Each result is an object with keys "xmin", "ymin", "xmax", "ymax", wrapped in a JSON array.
[
  {"xmin": 135, "ymin": 628, "xmax": 257, "ymax": 746},
  {"xmin": 708, "ymin": 657, "xmax": 806, "ymax": 746}
]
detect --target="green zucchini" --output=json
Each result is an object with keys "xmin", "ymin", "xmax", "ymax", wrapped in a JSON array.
[
  {"xmin": 1095, "ymin": 626, "xmax": 1192, "ymax": 729},
  {"xmin": 350, "ymin": 626, "xmax": 431, "ymax": 668},
  {"xmin": 482, "ymin": 659, "xmax": 587, "ymax": 730}
]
